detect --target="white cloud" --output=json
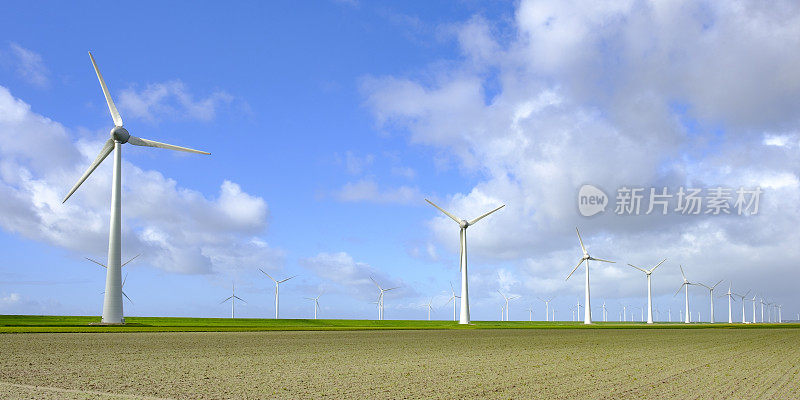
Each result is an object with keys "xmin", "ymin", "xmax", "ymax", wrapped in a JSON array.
[
  {"xmin": 9, "ymin": 43, "xmax": 49, "ymax": 88},
  {"xmin": 336, "ymin": 179, "xmax": 422, "ymax": 205},
  {"xmin": 0, "ymin": 85, "xmax": 281, "ymax": 275},
  {"xmin": 362, "ymin": 0, "xmax": 800, "ymax": 310},
  {"xmin": 340, "ymin": 151, "xmax": 374, "ymax": 175},
  {"xmin": 118, "ymin": 80, "xmax": 233, "ymax": 122},
  {"xmin": 299, "ymin": 252, "xmax": 410, "ymax": 300},
  {"xmin": 1, "ymin": 293, "xmax": 21, "ymax": 305}
]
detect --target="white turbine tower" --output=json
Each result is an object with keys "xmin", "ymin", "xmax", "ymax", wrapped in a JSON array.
[
  {"xmin": 723, "ymin": 283, "xmax": 735, "ymax": 323},
  {"xmin": 733, "ymin": 289, "xmax": 750, "ymax": 323},
  {"xmin": 566, "ymin": 228, "xmax": 615, "ymax": 324},
  {"xmin": 87, "ymin": 254, "xmax": 139, "ymax": 305},
  {"xmin": 698, "ymin": 280, "xmax": 723, "ymax": 323},
  {"xmin": 751, "ymin": 295, "xmax": 758, "ymax": 323},
  {"xmin": 370, "ymin": 277, "xmax": 398, "ymax": 320},
  {"xmin": 260, "ymin": 269, "xmax": 296, "ymax": 319},
  {"xmin": 538, "ymin": 297, "xmax": 553, "ymax": 322},
  {"xmin": 444, "ymin": 282, "xmax": 460, "ymax": 322},
  {"xmin": 526, "ymin": 306, "xmax": 533, "ymax": 322},
  {"xmin": 627, "ymin": 259, "xmax": 666, "ymax": 324},
  {"xmin": 602, "ymin": 300, "xmax": 608, "ymax": 322},
  {"xmin": 220, "ymin": 284, "xmax": 245, "ymax": 318},
  {"xmin": 304, "ymin": 292, "xmax": 322, "ymax": 320},
  {"xmin": 674, "ymin": 266, "xmax": 695, "ymax": 324},
  {"xmin": 425, "ymin": 298, "xmax": 434, "ymax": 321},
  {"xmin": 63, "ymin": 52, "xmax": 210, "ymax": 324},
  {"xmin": 497, "ymin": 290, "xmax": 519, "ymax": 321},
  {"xmin": 425, "ymin": 199, "xmax": 505, "ymax": 324}
]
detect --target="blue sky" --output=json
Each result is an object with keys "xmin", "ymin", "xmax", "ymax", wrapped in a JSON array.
[{"xmin": 1, "ymin": 1, "xmax": 799, "ymax": 322}]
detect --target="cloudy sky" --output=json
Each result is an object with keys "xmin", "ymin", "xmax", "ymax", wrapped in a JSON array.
[{"xmin": 1, "ymin": 1, "xmax": 798, "ymax": 322}]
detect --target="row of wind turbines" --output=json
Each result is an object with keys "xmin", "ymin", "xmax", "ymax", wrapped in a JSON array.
[{"xmin": 65, "ymin": 52, "xmax": 789, "ymax": 325}]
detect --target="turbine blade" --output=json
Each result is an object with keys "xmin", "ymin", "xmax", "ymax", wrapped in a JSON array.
[
  {"xmin": 576, "ymin": 227, "xmax": 587, "ymax": 254},
  {"xmin": 62, "ymin": 138, "xmax": 114, "ymax": 203},
  {"xmin": 85, "ymin": 257, "xmax": 107, "ymax": 269},
  {"xmin": 425, "ymin": 199, "xmax": 461, "ymax": 224},
  {"xmin": 121, "ymin": 254, "xmax": 141, "ymax": 267},
  {"xmin": 122, "ymin": 291, "xmax": 133, "ymax": 304},
  {"xmin": 220, "ymin": 296, "xmax": 233, "ymax": 304},
  {"xmin": 566, "ymin": 259, "xmax": 584, "ymax": 281},
  {"xmin": 259, "ymin": 269, "xmax": 276, "ymax": 283},
  {"xmin": 468, "ymin": 204, "xmax": 505, "ymax": 225},
  {"xmin": 370, "ymin": 276, "xmax": 382, "ymax": 290},
  {"xmin": 234, "ymin": 296, "xmax": 246, "ymax": 303},
  {"xmin": 650, "ymin": 258, "xmax": 667, "ymax": 273},
  {"xmin": 88, "ymin": 52, "xmax": 123, "ymax": 127},
  {"xmin": 385, "ymin": 287, "xmax": 400, "ymax": 291},
  {"xmin": 122, "ymin": 272, "xmax": 128, "ymax": 287},
  {"xmin": 680, "ymin": 265, "xmax": 687, "ymax": 280},
  {"xmin": 127, "ymin": 136, "xmax": 210, "ymax": 155},
  {"xmin": 278, "ymin": 275, "xmax": 297, "ymax": 283},
  {"xmin": 590, "ymin": 257, "xmax": 615, "ymax": 263},
  {"xmin": 712, "ymin": 279, "xmax": 723, "ymax": 289},
  {"xmin": 627, "ymin": 263, "xmax": 647, "ymax": 273},
  {"xmin": 674, "ymin": 283, "xmax": 686, "ymax": 297}
]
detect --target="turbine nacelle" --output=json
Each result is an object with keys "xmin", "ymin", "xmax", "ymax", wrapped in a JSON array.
[
  {"xmin": 459, "ymin": 220, "xmax": 470, "ymax": 229},
  {"xmin": 111, "ymin": 126, "xmax": 130, "ymax": 143}
]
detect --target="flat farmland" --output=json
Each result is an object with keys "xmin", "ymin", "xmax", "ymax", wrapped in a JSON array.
[{"xmin": 1, "ymin": 328, "xmax": 798, "ymax": 399}]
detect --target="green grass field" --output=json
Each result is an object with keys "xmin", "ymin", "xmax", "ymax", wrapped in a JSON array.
[{"xmin": 1, "ymin": 314, "xmax": 798, "ymax": 333}]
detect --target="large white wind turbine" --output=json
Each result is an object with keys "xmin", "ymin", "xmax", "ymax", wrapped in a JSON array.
[
  {"xmin": 698, "ymin": 280, "xmax": 723, "ymax": 323},
  {"xmin": 304, "ymin": 292, "xmax": 322, "ymax": 320},
  {"xmin": 260, "ymin": 269, "xmax": 296, "ymax": 319},
  {"xmin": 497, "ymin": 290, "xmax": 519, "ymax": 321},
  {"xmin": 87, "ymin": 254, "xmax": 139, "ymax": 305},
  {"xmin": 627, "ymin": 259, "xmax": 666, "ymax": 324},
  {"xmin": 444, "ymin": 282, "xmax": 460, "ymax": 322},
  {"xmin": 538, "ymin": 297, "xmax": 553, "ymax": 322},
  {"xmin": 425, "ymin": 298, "xmax": 434, "ymax": 321},
  {"xmin": 723, "ymin": 283, "xmax": 735, "ymax": 323},
  {"xmin": 220, "ymin": 284, "xmax": 245, "ymax": 318},
  {"xmin": 370, "ymin": 277, "xmax": 398, "ymax": 320},
  {"xmin": 566, "ymin": 228, "xmax": 615, "ymax": 324},
  {"xmin": 674, "ymin": 266, "xmax": 695, "ymax": 323},
  {"xmin": 425, "ymin": 199, "xmax": 505, "ymax": 324},
  {"xmin": 63, "ymin": 52, "xmax": 210, "ymax": 324}
]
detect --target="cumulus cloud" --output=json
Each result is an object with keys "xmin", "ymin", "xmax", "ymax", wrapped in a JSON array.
[
  {"xmin": 118, "ymin": 80, "xmax": 233, "ymax": 122},
  {"xmin": 362, "ymin": 0, "xmax": 800, "ymax": 309},
  {"xmin": 8, "ymin": 43, "xmax": 49, "ymax": 88},
  {"xmin": 0, "ymin": 85, "xmax": 281, "ymax": 275}
]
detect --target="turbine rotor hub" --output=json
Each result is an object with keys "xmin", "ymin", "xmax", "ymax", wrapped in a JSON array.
[
  {"xmin": 460, "ymin": 220, "xmax": 469, "ymax": 229},
  {"xmin": 111, "ymin": 126, "xmax": 130, "ymax": 144}
]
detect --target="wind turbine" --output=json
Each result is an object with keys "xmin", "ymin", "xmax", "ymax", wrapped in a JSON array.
[
  {"xmin": 63, "ymin": 52, "xmax": 209, "ymax": 324},
  {"xmin": 260, "ymin": 269, "xmax": 296, "ymax": 319},
  {"xmin": 500, "ymin": 304, "xmax": 506, "ymax": 321},
  {"xmin": 425, "ymin": 199, "xmax": 504, "ymax": 324},
  {"xmin": 697, "ymin": 280, "xmax": 723, "ymax": 323},
  {"xmin": 444, "ymin": 281, "xmax": 460, "ymax": 322},
  {"xmin": 526, "ymin": 306, "xmax": 533, "ymax": 322},
  {"xmin": 733, "ymin": 289, "xmax": 750, "ymax": 323},
  {"xmin": 497, "ymin": 290, "xmax": 519, "ymax": 321},
  {"xmin": 723, "ymin": 283, "xmax": 736, "ymax": 323},
  {"xmin": 751, "ymin": 295, "xmax": 758, "ymax": 323},
  {"xmin": 601, "ymin": 300, "xmax": 608, "ymax": 322},
  {"xmin": 304, "ymin": 292, "xmax": 322, "ymax": 320},
  {"xmin": 370, "ymin": 277, "xmax": 398, "ymax": 320},
  {"xmin": 674, "ymin": 266, "xmax": 695, "ymax": 324},
  {"xmin": 566, "ymin": 228, "xmax": 615, "ymax": 324},
  {"xmin": 424, "ymin": 298, "xmax": 434, "ymax": 321},
  {"xmin": 87, "ymin": 255, "xmax": 139, "ymax": 305},
  {"xmin": 627, "ymin": 259, "xmax": 666, "ymax": 324},
  {"xmin": 220, "ymin": 283, "xmax": 245, "ymax": 318},
  {"xmin": 760, "ymin": 297, "xmax": 765, "ymax": 323},
  {"xmin": 538, "ymin": 297, "xmax": 553, "ymax": 322}
]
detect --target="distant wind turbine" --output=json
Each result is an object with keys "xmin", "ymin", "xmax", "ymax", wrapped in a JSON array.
[
  {"xmin": 526, "ymin": 306, "xmax": 533, "ymax": 322},
  {"xmin": 88, "ymin": 256, "xmax": 138, "ymax": 305},
  {"xmin": 426, "ymin": 199, "xmax": 504, "ymax": 324},
  {"xmin": 370, "ymin": 277, "xmax": 398, "ymax": 320},
  {"xmin": 627, "ymin": 259, "xmax": 666, "ymax": 324},
  {"xmin": 425, "ymin": 298, "xmax": 434, "ymax": 321},
  {"xmin": 674, "ymin": 266, "xmax": 696, "ymax": 324},
  {"xmin": 260, "ymin": 269, "xmax": 296, "ymax": 319},
  {"xmin": 220, "ymin": 284, "xmax": 245, "ymax": 318},
  {"xmin": 497, "ymin": 290, "xmax": 519, "ymax": 321},
  {"xmin": 63, "ymin": 52, "xmax": 209, "ymax": 324},
  {"xmin": 566, "ymin": 228, "xmax": 615, "ymax": 324},
  {"xmin": 697, "ymin": 279, "xmax": 723, "ymax": 323},
  {"xmin": 537, "ymin": 297, "xmax": 553, "ymax": 322},
  {"xmin": 444, "ymin": 282, "xmax": 460, "ymax": 321},
  {"xmin": 304, "ymin": 292, "xmax": 322, "ymax": 320}
]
